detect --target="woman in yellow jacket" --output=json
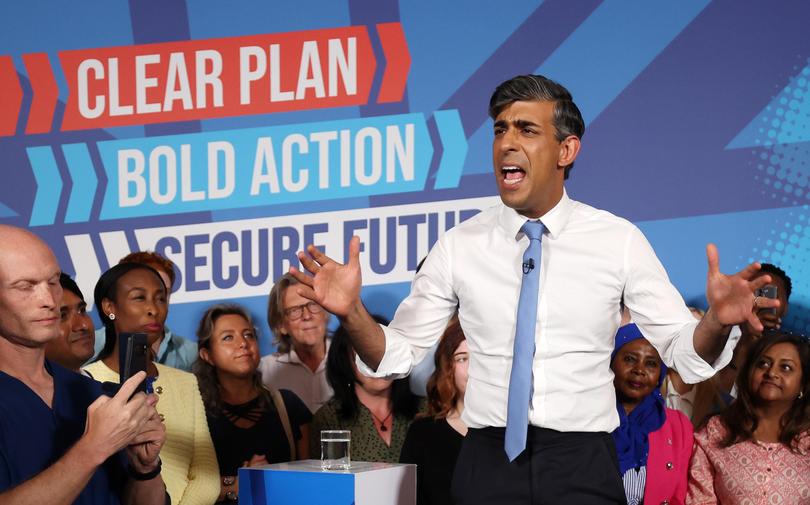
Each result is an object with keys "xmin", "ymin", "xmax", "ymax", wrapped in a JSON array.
[{"xmin": 85, "ymin": 262, "xmax": 220, "ymax": 505}]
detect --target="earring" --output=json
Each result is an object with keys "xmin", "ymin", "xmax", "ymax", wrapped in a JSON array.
[
  {"xmin": 800, "ymin": 391, "xmax": 804, "ymax": 399},
  {"xmin": 108, "ymin": 313, "xmax": 116, "ymax": 321}
]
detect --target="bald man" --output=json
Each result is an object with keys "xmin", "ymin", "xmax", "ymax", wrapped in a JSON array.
[{"xmin": 0, "ymin": 225, "xmax": 167, "ymax": 505}]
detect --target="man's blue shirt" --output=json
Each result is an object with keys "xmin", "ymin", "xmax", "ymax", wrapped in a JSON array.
[{"xmin": 0, "ymin": 360, "xmax": 126, "ymax": 504}]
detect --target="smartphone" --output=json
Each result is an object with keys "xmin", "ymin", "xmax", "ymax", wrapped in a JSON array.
[
  {"xmin": 756, "ymin": 285, "xmax": 778, "ymax": 315},
  {"xmin": 119, "ymin": 332, "xmax": 149, "ymax": 395}
]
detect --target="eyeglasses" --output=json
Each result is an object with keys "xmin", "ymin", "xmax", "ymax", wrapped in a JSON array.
[{"xmin": 283, "ymin": 301, "xmax": 322, "ymax": 321}]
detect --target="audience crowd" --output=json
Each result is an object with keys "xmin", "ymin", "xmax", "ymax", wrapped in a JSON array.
[{"xmin": 1, "ymin": 224, "xmax": 808, "ymax": 504}]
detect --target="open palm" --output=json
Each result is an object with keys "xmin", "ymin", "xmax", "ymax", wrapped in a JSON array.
[
  {"xmin": 289, "ymin": 236, "xmax": 363, "ymax": 318},
  {"xmin": 705, "ymin": 243, "xmax": 778, "ymax": 331}
]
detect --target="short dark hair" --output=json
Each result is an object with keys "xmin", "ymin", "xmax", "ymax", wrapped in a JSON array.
[
  {"xmin": 59, "ymin": 273, "xmax": 84, "ymax": 301},
  {"xmin": 759, "ymin": 263, "xmax": 792, "ymax": 301},
  {"xmin": 489, "ymin": 75, "xmax": 585, "ymax": 179},
  {"xmin": 93, "ymin": 263, "xmax": 166, "ymax": 361}
]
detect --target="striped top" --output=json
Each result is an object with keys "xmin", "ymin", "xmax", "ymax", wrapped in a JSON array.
[{"xmin": 621, "ymin": 466, "xmax": 646, "ymax": 505}]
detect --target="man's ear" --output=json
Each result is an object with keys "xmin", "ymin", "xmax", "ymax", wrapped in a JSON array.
[{"xmin": 558, "ymin": 135, "xmax": 581, "ymax": 168}]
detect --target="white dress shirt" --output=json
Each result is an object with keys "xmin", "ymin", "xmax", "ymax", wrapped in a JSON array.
[{"xmin": 358, "ymin": 190, "xmax": 735, "ymax": 432}]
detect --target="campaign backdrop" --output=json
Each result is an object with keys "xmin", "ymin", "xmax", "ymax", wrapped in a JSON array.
[{"xmin": 1, "ymin": 1, "xmax": 809, "ymax": 354}]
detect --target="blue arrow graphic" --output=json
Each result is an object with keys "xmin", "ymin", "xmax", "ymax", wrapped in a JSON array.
[
  {"xmin": 62, "ymin": 143, "xmax": 98, "ymax": 223},
  {"xmin": 433, "ymin": 109, "xmax": 467, "ymax": 190},
  {"xmin": 27, "ymin": 146, "xmax": 63, "ymax": 226}
]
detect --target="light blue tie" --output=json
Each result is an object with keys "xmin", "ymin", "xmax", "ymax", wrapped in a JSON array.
[{"xmin": 505, "ymin": 220, "xmax": 545, "ymax": 461}]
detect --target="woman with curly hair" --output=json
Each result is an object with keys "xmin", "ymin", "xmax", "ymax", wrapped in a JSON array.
[
  {"xmin": 310, "ymin": 316, "xmax": 419, "ymax": 463},
  {"xmin": 688, "ymin": 331, "xmax": 810, "ymax": 503},
  {"xmin": 400, "ymin": 317, "xmax": 468, "ymax": 505},
  {"xmin": 194, "ymin": 303, "xmax": 311, "ymax": 503}
]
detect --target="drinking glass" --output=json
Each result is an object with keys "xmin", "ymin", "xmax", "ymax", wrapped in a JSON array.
[{"xmin": 320, "ymin": 430, "xmax": 351, "ymax": 470}]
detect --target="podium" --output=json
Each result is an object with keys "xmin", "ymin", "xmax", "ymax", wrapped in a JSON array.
[{"xmin": 238, "ymin": 460, "xmax": 416, "ymax": 505}]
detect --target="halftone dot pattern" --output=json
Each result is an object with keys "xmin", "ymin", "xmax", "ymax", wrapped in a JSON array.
[{"xmin": 749, "ymin": 57, "xmax": 810, "ymax": 334}]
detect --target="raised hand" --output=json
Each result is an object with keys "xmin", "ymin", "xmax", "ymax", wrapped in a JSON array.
[
  {"xmin": 289, "ymin": 236, "xmax": 363, "ymax": 318},
  {"xmin": 82, "ymin": 371, "xmax": 155, "ymax": 465},
  {"xmin": 756, "ymin": 311, "xmax": 782, "ymax": 332},
  {"xmin": 126, "ymin": 393, "xmax": 166, "ymax": 473},
  {"xmin": 705, "ymin": 243, "xmax": 779, "ymax": 332}
]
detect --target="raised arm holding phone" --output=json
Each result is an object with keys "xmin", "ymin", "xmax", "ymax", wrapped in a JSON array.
[{"xmin": 0, "ymin": 225, "xmax": 167, "ymax": 505}]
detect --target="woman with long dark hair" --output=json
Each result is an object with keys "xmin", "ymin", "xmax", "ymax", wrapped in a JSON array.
[
  {"xmin": 310, "ymin": 317, "xmax": 419, "ymax": 462},
  {"xmin": 194, "ymin": 303, "xmax": 311, "ymax": 502},
  {"xmin": 84, "ymin": 263, "xmax": 219, "ymax": 505},
  {"xmin": 688, "ymin": 332, "xmax": 810, "ymax": 503},
  {"xmin": 400, "ymin": 317, "xmax": 468, "ymax": 505}
]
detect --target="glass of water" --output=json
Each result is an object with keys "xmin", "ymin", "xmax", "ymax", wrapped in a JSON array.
[{"xmin": 320, "ymin": 430, "xmax": 351, "ymax": 470}]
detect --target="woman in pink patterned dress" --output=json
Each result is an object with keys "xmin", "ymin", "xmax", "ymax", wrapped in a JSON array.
[{"xmin": 688, "ymin": 332, "xmax": 810, "ymax": 504}]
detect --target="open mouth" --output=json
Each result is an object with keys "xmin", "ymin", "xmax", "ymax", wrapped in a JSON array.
[{"xmin": 501, "ymin": 166, "xmax": 525, "ymax": 185}]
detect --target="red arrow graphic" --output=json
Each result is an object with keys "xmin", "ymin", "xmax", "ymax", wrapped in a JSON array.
[
  {"xmin": 23, "ymin": 53, "xmax": 59, "ymax": 134},
  {"xmin": 0, "ymin": 56, "xmax": 23, "ymax": 136},
  {"xmin": 376, "ymin": 22, "xmax": 410, "ymax": 104}
]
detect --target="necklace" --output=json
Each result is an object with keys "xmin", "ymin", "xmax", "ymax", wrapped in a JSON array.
[{"xmin": 369, "ymin": 409, "xmax": 393, "ymax": 432}]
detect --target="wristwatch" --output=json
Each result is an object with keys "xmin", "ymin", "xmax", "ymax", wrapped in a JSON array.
[
  {"xmin": 225, "ymin": 490, "xmax": 238, "ymax": 501},
  {"xmin": 127, "ymin": 458, "xmax": 162, "ymax": 481}
]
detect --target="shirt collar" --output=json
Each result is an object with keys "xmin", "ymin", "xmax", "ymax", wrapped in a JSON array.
[
  {"xmin": 281, "ymin": 339, "xmax": 330, "ymax": 371},
  {"xmin": 498, "ymin": 189, "xmax": 574, "ymax": 241},
  {"xmin": 156, "ymin": 326, "xmax": 173, "ymax": 361}
]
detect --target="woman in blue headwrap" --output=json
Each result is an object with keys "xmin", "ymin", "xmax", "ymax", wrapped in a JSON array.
[{"xmin": 610, "ymin": 323, "xmax": 693, "ymax": 505}]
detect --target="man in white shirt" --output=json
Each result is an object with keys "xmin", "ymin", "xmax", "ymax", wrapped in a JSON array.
[{"xmin": 290, "ymin": 75, "xmax": 777, "ymax": 504}]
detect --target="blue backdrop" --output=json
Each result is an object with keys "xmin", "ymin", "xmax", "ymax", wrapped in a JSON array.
[{"xmin": 1, "ymin": 1, "xmax": 808, "ymax": 353}]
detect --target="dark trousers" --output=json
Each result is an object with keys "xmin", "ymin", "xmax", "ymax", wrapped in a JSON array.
[{"xmin": 451, "ymin": 427, "xmax": 627, "ymax": 505}]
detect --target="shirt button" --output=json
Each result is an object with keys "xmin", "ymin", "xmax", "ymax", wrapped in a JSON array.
[
  {"xmin": 155, "ymin": 386, "xmax": 163, "ymax": 395},
  {"xmin": 666, "ymin": 462, "xmax": 673, "ymax": 470},
  {"xmin": 667, "ymin": 438, "xmax": 672, "ymax": 445},
  {"xmin": 662, "ymin": 501, "xmax": 669, "ymax": 505}
]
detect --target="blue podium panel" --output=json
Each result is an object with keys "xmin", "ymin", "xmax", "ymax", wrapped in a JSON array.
[{"xmin": 239, "ymin": 460, "xmax": 416, "ymax": 505}]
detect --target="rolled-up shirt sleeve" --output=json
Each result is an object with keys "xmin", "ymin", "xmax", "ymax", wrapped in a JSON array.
[
  {"xmin": 624, "ymin": 226, "xmax": 738, "ymax": 384},
  {"xmin": 356, "ymin": 235, "xmax": 459, "ymax": 379}
]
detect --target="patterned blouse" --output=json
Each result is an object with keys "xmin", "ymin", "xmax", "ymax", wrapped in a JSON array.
[
  {"xmin": 310, "ymin": 398, "xmax": 413, "ymax": 463},
  {"xmin": 688, "ymin": 415, "xmax": 810, "ymax": 504}
]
